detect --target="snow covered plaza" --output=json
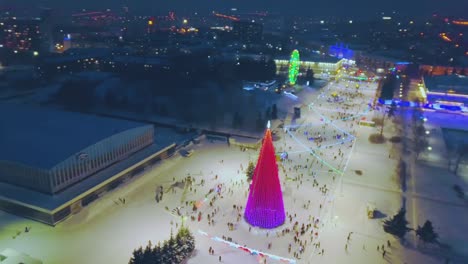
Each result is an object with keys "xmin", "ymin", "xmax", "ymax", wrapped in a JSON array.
[{"xmin": 1, "ymin": 75, "xmax": 468, "ymax": 264}]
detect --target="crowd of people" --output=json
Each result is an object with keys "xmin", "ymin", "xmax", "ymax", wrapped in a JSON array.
[{"xmin": 155, "ymin": 79, "xmax": 380, "ymax": 262}]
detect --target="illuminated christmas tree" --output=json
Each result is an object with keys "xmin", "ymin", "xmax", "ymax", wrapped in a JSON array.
[{"xmin": 244, "ymin": 121, "xmax": 285, "ymax": 228}]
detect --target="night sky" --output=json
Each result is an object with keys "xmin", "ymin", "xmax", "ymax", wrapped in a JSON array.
[{"xmin": 2, "ymin": 0, "xmax": 467, "ymax": 18}]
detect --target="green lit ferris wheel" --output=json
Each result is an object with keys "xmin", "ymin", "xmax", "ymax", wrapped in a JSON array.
[{"xmin": 288, "ymin": 49, "xmax": 300, "ymax": 85}]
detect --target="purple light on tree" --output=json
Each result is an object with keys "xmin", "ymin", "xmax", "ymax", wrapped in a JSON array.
[{"xmin": 244, "ymin": 123, "xmax": 285, "ymax": 228}]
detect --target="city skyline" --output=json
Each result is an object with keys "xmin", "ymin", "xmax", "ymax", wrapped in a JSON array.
[
  {"xmin": 2, "ymin": 0, "xmax": 468, "ymax": 18},
  {"xmin": 0, "ymin": 0, "xmax": 468, "ymax": 263}
]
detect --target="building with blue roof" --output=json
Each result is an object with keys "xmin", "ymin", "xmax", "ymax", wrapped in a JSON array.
[
  {"xmin": 0, "ymin": 103, "xmax": 154, "ymax": 194},
  {"xmin": 422, "ymin": 75, "xmax": 468, "ymax": 111}
]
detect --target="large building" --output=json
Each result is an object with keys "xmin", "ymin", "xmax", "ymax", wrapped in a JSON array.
[
  {"xmin": 0, "ymin": 104, "xmax": 154, "ymax": 194},
  {"xmin": 421, "ymin": 75, "xmax": 468, "ymax": 111},
  {"xmin": 0, "ymin": 104, "xmax": 177, "ymax": 225},
  {"xmin": 274, "ymin": 53, "xmax": 344, "ymax": 77},
  {"xmin": 0, "ymin": 17, "xmax": 42, "ymax": 53},
  {"xmin": 232, "ymin": 20, "xmax": 263, "ymax": 43}
]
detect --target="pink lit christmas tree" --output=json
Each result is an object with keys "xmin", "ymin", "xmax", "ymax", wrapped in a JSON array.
[{"xmin": 244, "ymin": 121, "xmax": 285, "ymax": 228}]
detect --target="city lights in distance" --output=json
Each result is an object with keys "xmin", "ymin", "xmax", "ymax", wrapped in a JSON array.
[
  {"xmin": 440, "ymin": 33, "xmax": 452, "ymax": 42},
  {"xmin": 452, "ymin": 20, "xmax": 468, "ymax": 26}
]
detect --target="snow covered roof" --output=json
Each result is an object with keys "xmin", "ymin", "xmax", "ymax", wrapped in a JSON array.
[
  {"xmin": 424, "ymin": 75, "xmax": 468, "ymax": 94},
  {"xmin": 0, "ymin": 103, "xmax": 150, "ymax": 169},
  {"xmin": 274, "ymin": 54, "xmax": 342, "ymax": 64}
]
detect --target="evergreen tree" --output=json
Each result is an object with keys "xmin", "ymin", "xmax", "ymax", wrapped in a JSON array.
[
  {"xmin": 232, "ymin": 112, "xmax": 242, "ymax": 129},
  {"xmin": 388, "ymin": 101, "xmax": 397, "ymax": 117},
  {"xmin": 271, "ymin": 104, "xmax": 278, "ymax": 120},
  {"xmin": 306, "ymin": 68, "xmax": 315, "ymax": 84},
  {"xmin": 185, "ymin": 228, "xmax": 195, "ymax": 254},
  {"xmin": 246, "ymin": 160, "xmax": 255, "ymax": 181},
  {"xmin": 160, "ymin": 240, "xmax": 171, "ymax": 264},
  {"xmin": 256, "ymin": 111, "xmax": 265, "ymax": 131},
  {"xmin": 177, "ymin": 226, "xmax": 195, "ymax": 256},
  {"xmin": 142, "ymin": 240, "xmax": 152, "ymax": 263},
  {"xmin": 416, "ymin": 220, "xmax": 438, "ymax": 244},
  {"xmin": 265, "ymin": 107, "xmax": 272, "ymax": 121},
  {"xmin": 152, "ymin": 242, "xmax": 162, "ymax": 263},
  {"xmin": 383, "ymin": 207, "xmax": 411, "ymax": 238},
  {"xmin": 128, "ymin": 246, "xmax": 144, "ymax": 264},
  {"xmin": 129, "ymin": 226, "xmax": 195, "ymax": 264},
  {"xmin": 167, "ymin": 229, "xmax": 178, "ymax": 263}
]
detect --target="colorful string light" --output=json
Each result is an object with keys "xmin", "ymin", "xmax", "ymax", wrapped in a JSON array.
[{"xmin": 198, "ymin": 230, "xmax": 297, "ymax": 264}]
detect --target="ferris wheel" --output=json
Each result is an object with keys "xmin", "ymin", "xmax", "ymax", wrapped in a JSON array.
[{"xmin": 288, "ymin": 49, "xmax": 300, "ymax": 85}]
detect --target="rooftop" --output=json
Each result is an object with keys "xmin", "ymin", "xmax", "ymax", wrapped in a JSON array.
[
  {"xmin": 0, "ymin": 143, "xmax": 167, "ymax": 211},
  {"xmin": 0, "ymin": 103, "xmax": 150, "ymax": 169},
  {"xmin": 424, "ymin": 75, "xmax": 468, "ymax": 94},
  {"xmin": 274, "ymin": 54, "xmax": 342, "ymax": 64}
]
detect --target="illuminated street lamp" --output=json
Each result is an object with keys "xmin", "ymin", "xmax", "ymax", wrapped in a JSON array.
[
  {"xmin": 33, "ymin": 51, "xmax": 39, "ymax": 56},
  {"xmin": 427, "ymin": 146, "xmax": 432, "ymax": 151},
  {"xmin": 425, "ymin": 130, "xmax": 430, "ymax": 135}
]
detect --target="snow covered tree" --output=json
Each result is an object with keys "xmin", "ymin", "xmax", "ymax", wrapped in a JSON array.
[
  {"xmin": 416, "ymin": 220, "xmax": 438, "ymax": 244},
  {"xmin": 129, "ymin": 227, "xmax": 195, "ymax": 264},
  {"xmin": 128, "ymin": 246, "xmax": 144, "ymax": 264},
  {"xmin": 152, "ymin": 242, "xmax": 162, "ymax": 263},
  {"xmin": 159, "ymin": 240, "xmax": 171, "ymax": 264},
  {"xmin": 166, "ymin": 229, "xmax": 178, "ymax": 263},
  {"xmin": 383, "ymin": 207, "xmax": 411, "ymax": 238},
  {"xmin": 176, "ymin": 226, "xmax": 195, "ymax": 256}
]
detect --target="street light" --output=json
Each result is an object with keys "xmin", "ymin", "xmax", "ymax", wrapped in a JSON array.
[
  {"xmin": 427, "ymin": 146, "xmax": 432, "ymax": 151},
  {"xmin": 425, "ymin": 130, "xmax": 430, "ymax": 135}
]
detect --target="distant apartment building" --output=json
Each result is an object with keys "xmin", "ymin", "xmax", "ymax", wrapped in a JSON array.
[
  {"xmin": 0, "ymin": 17, "xmax": 41, "ymax": 53},
  {"xmin": 232, "ymin": 20, "xmax": 263, "ymax": 43}
]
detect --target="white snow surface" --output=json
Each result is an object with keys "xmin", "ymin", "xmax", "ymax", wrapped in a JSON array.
[{"xmin": 0, "ymin": 76, "xmax": 467, "ymax": 264}]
